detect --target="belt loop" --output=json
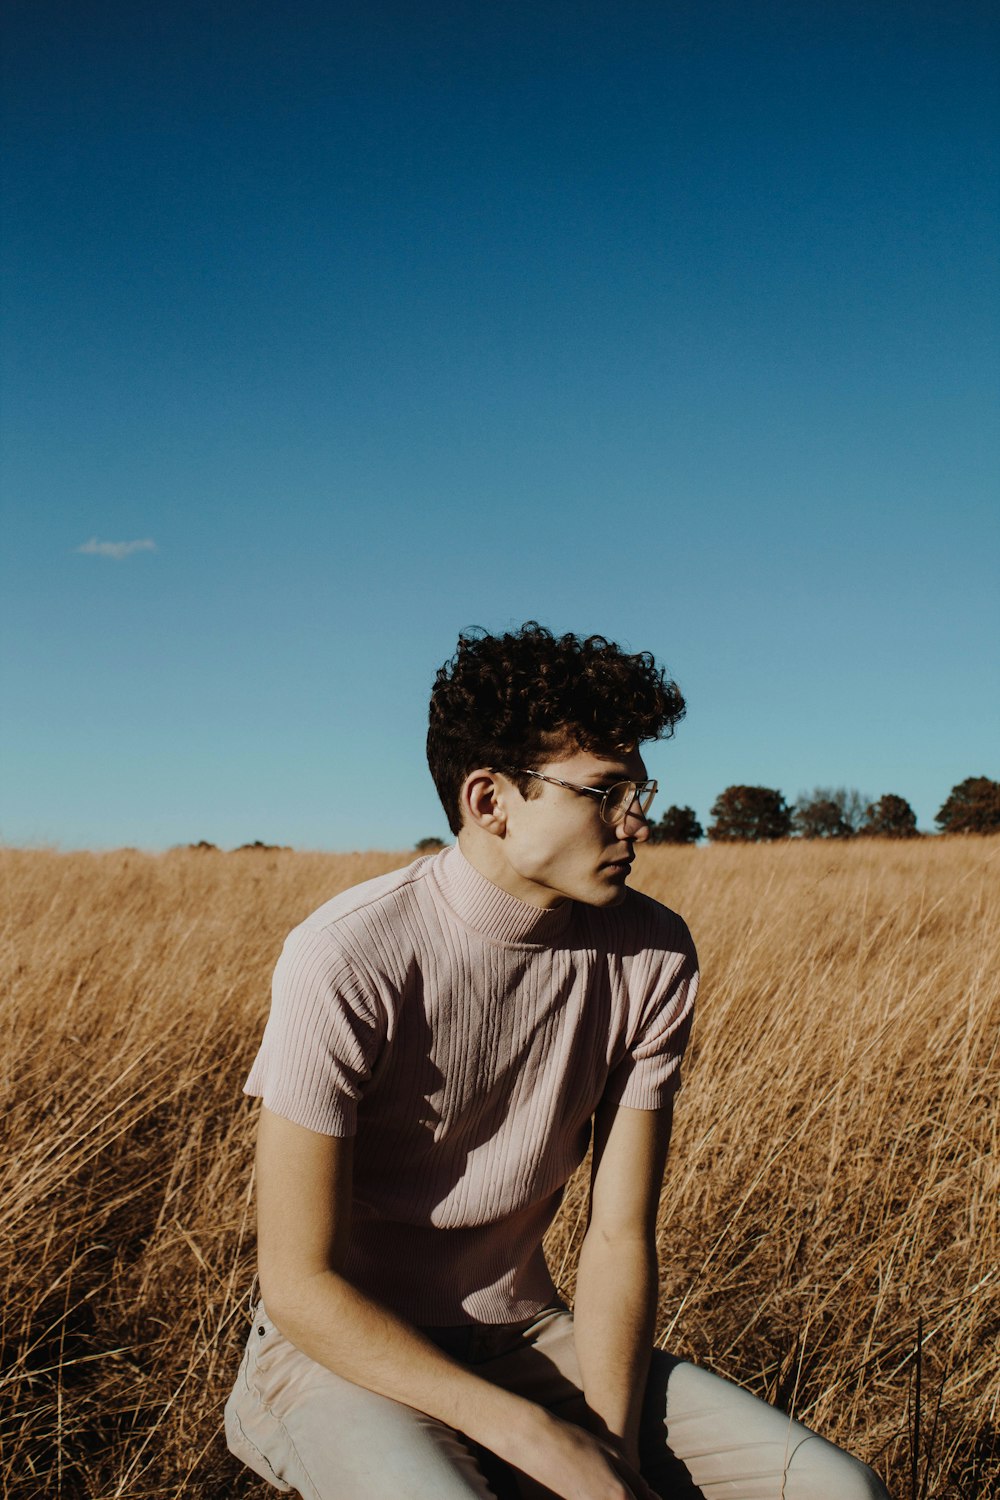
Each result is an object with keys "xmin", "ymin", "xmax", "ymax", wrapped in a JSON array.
[{"xmin": 244, "ymin": 1273, "xmax": 261, "ymax": 1321}]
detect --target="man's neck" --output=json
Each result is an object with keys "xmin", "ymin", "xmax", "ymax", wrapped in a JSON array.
[{"xmin": 456, "ymin": 828, "xmax": 569, "ymax": 911}]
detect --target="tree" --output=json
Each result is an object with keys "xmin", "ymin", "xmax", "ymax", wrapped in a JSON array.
[
  {"xmin": 415, "ymin": 836, "xmax": 447, "ymax": 851},
  {"xmin": 707, "ymin": 785, "xmax": 792, "ymax": 842},
  {"xmin": 795, "ymin": 786, "xmax": 870, "ymax": 836},
  {"xmin": 793, "ymin": 796, "xmax": 852, "ymax": 839},
  {"xmin": 648, "ymin": 805, "xmax": 703, "ymax": 844},
  {"xmin": 862, "ymin": 794, "xmax": 919, "ymax": 838},
  {"xmin": 935, "ymin": 776, "xmax": 1000, "ymax": 835}
]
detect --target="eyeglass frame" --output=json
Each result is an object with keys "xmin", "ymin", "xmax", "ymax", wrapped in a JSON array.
[{"xmin": 497, "ymin": 768, "xmax": 658, "ymax": 826}]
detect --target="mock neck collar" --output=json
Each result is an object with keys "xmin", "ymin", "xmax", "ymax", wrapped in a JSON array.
[{"xmin": 433, "ymin": 844, "xmax": 574, "ymax": 946}]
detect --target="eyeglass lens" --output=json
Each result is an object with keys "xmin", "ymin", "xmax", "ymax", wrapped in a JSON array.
[{"xmin": 601, "ymin": 781, "xmax": 656, "ymax": 824}]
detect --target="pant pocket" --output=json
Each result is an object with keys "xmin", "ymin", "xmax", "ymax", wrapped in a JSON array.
[{"xmin": 224, "ymin": 1330, "xmax": 294, "ymax": 1492}]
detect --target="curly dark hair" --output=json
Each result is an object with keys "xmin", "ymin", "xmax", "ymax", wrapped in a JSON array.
[{"xmin": 427, "ymin": 622, "xmax": 686, "ymax": 835}]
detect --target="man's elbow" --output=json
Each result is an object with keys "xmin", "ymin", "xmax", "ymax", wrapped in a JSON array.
[
  {"xmin": 581, "ymin": 1220, "xmax": 658, "ymax": 1257},
  {"xmin": 258, "ymin": 1257, "xmax": 344, "ymax": 1337}
]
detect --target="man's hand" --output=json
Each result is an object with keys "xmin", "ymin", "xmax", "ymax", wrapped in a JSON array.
[{"xmin": 507, "ymin": 1410, "xmax": 661, "ymax": 1500}]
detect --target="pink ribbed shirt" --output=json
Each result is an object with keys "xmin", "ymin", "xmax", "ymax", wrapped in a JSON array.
[{"xmin": 245, "ymin": 844, "xmax": 697, "ymax": 1325}]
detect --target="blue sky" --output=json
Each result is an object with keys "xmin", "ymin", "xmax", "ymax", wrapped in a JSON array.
[{"xmin": 2, "ymin": 1, "xmax": 997, "ymax": 850}]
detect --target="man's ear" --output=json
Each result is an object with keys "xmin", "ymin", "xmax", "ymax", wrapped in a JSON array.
[{"xmin": 461, "ymin": 768, "xmax": 509, "ymax": 836}]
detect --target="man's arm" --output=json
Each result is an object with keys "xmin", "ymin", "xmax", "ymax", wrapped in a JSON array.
[
  {"xmin": 255, "ymin": 1106, "xmax": 653, "ymax": 1500},
  {"xmin": 573, "ymin": 1098, "xmax": 674, "ymax": 1469}
]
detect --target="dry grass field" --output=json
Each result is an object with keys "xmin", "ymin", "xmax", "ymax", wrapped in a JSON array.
[{"xmin": 1, "ymin": 837, "xmax": 997, "ymax": 1499}]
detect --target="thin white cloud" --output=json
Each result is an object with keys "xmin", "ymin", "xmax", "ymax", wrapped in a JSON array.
[{"xmin": 76, "ymin": 537, "xmax": 157, "ymax": 560}]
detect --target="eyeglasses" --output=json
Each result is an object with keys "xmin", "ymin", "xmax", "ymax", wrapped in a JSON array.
[{"xmin": 505, "ymin": 769, "xmax": 658, "ymax": 826}]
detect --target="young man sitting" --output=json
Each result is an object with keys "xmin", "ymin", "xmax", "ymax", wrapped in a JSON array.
[{"xmin": 226, "ymin": 622, "xmax": 888, "ymax": 1499}]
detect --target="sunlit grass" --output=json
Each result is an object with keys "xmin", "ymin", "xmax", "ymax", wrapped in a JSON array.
[{"xmin": 2, "ymin": 838, "xmax": 997, "ymax": 1497}]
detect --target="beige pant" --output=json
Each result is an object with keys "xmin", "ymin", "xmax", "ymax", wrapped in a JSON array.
[{"xmin": 225, "ymin": 1303, "xmax": 889, "ymax": 1499}]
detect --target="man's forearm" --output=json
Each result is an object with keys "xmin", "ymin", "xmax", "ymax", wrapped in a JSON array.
[
  {"xmin": 265, "ymin": 1269, "xmax": 647, "ymax": 1499},
  {"xmin": 265, "ymin": 1269, "xmax": 538, "ymax": 1464},
  {"xmin": 573, "ymin": 1227, "xmax": 659, "ymax": 1464}
]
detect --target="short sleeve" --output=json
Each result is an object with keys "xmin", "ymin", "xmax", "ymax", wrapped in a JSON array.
[
  {"xmin": 243, "ymin": 925, "xmax": 387, "ymax": 1135},
  {"xmin": 603, "ymin": 930, "xmax": 698, "ymax": 1111}
]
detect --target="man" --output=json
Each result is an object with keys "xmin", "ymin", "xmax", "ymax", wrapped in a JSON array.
[{"xmin": 226, "ymin": 623, "xmax": 888, "ymax": 1499}]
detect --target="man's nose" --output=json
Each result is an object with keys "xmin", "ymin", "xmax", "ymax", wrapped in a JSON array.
[{"xmin": 617, "ymin": 799, "xmax": 651, "ymax": 842}]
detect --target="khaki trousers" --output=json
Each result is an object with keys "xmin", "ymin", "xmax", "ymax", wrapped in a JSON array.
[{"xmin": 225, "ymin": 1304, "xmax": 889, "ymax": 1499}]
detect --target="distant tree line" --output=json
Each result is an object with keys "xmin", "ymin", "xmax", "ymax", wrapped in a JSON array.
[
  {"xmin": 183, "ymin": 839, "xmax": 292, "ymax": 852},
  {"xmin": 646, "ymin": 776, "xmax": 1000, "ymax": 844}
]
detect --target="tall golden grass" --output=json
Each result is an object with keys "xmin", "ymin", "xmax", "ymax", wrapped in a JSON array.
[{"xmin": 1, "ymin": 838, "xmax": 997, "ymax": 1498}]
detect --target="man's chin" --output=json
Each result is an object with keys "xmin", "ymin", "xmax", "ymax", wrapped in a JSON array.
[{"xmin": 582, "ymin": 881, "xmax": 629, "ymax": 908}]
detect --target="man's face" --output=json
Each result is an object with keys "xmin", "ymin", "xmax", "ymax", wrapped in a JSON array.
[{"xmin": 495, "ymin": 744, "xmax": 652, "ymax": 908}]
